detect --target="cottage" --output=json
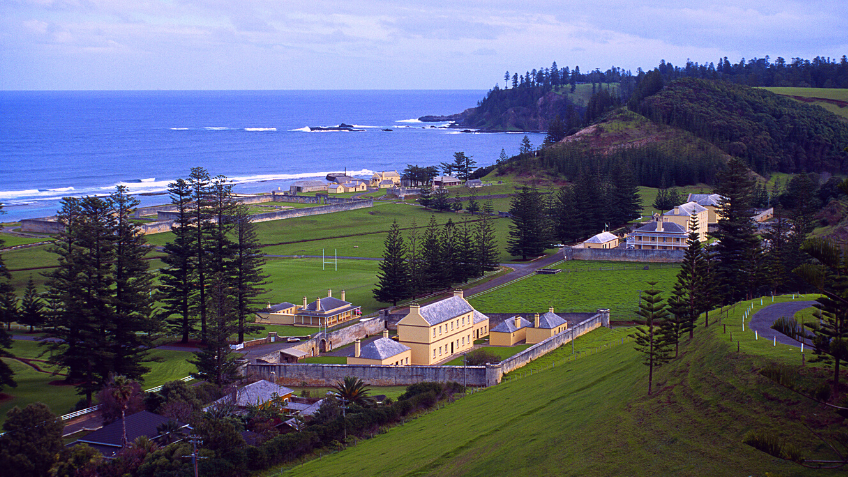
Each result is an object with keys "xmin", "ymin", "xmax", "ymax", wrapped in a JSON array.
[
  {"xmin": 396, "ymin": 290, "xmax": 487, "ymax": 365},
  {"xmin": 628, "ymin": 214, "xmax": 688, "ymax": 250},
  {"xmin": 472, "ymin": 310, "xmax": 489, "ymax": 340},
  {"xmin": 205, "ymin": 380, "xmax": 294, "ymax": 411},
  {"xmin": 347, "ymin": 330, "xmax": 412, "ymax": 366},
  {"xmin": 465, "ymin": 179, "xmax": 483, "ymax": 188},
  {"xmin": 370, "ymin": 171, "xmax": 401, "ymax": 187},
  {"xmin": 663, "ymin": 201, "xmax": 709, "ymax": 241},
  {"xmin": 686, "ymin": 193, "xmax": 724, "ymax": 227},
  {"xmin": 256, "ymin": 290, "xmax": 360, "ymax": 327},
  {"xmin": 72, "ymin": 411, "xmax": 188, "ymax": 458},
  {"xmin": 526, "ymin": 308, "xmax": 569, "ymax": 344},
  {"xmin": 432, "ymin": 175, "xmax": 462, "ymax": 188},
  {"xmin": 582, "ymin": 231, "xmax": 619, "ymax": 249},
  {"xmin": 490, "ymin": 315, "xmax": 532, "ymax": 346}
]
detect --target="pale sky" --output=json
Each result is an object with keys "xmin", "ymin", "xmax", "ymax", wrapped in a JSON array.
[{"xmin": 1, "ymin": 0, "xmax": 845, "ymax": 90}]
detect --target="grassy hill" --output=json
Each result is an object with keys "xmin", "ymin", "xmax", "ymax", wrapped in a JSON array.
[
  {"xmin": 270, "ymin": 299, "xmax": 846, "ymax": 477},
  {"xmin": 762, "ymin": 87, "xmax": 848, "ymax": 120}
]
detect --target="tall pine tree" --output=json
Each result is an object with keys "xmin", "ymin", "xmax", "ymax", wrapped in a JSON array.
[
  {"xmin": 373, "ymin": 220, "xmax": 410, "ymax": 306},
  {"xmin": 631, "ymin": 282, "xmax": 672, "ymax": 395}
]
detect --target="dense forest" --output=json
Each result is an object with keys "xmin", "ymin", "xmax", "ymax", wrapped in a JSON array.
[{"xmin": 632, "ymin": 78, "xmax": 848, "ymax": 175}]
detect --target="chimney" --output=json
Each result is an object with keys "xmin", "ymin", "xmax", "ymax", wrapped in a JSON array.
[
  {"xmin": 514, "ymin": 316, "xmax": 521, "ymax": 329},
  {"xmin": 267, "ymin": 302, "xmax": 271, "ymax": 309},
  {"xmin": 534, "ymin": 313, "xmax": 540, "ymax": 328},
  {"xmin": 654, "ymin": 214, "xmax": 663, "ymax": 232},
  {"xmin": 354, "ymin": 339, "xmax": 361, "ymax": 358},
  {"xmin": 328, "ymin": 289, "xmax": 332, "ymax": 298},
  {"xmin": 302, "ymin": 296, "xmax": 307, "ymax": 308},
  {"xmin": 674, "ymin": 206, "xmax": 680, "ymax": 215},
  {"xmin": 453, "ymin": 289, "xmax": 463, "ymax": 299},
  {"xmin": 316, "ymin": 297, "xmax": 322, "ymax": 310},
  {"xmin": 549, "ymin": 306, "xmax": 555, "ymax": 314},
  {"xmin": 341, "ymin": 290, "xmax": 346, "ymax": 301},
  {"xmin": 383, "ymin": 330, "xmax": 389, "ymax": 339}
]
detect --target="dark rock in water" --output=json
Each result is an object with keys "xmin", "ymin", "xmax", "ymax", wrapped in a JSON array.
[
  {"xmin": 418, "ymin": 113, "xmax": 463, "ymax": 122},
  {"xmin": 309, "ymin": 123, "xmax": 364, "ymax": 132},
  {"xmin": 382, "ymin": 128, "xmax": 392, "ymax": 131},
  {"xmin": 339, "ymin": 123, "xmax": 354, "ymax": 128}
]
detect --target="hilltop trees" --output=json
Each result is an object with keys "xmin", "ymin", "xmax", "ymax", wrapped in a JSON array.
[
  {"xmin": 0, "ymin": 403, "xmax": 65, "ymax": 477},
  {"xmin": 441, "ymin": 152, "xmax": 477, "ymax": 181}
]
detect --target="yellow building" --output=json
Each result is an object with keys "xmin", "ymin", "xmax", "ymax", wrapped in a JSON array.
[
  {"xmin": 472, "ymin": 310, "xmax": 489, "ymax": 341},
  {"xmin": 370, "ymin": 171, "xmax": 401, "ymax": 187},
  {"xmin": 686, "ymin": 193, "xmax": 724, "ymax": 227},
  {"xmin": 662, "ymin": 202, "xmax": 709, "ymax": 242},
  {"xmin": 347, "ymin": 330, "xmax": 412, "ymax": 366},
  {"xmin": 256, "ymin": 290, "xmax": 360, "ymax": 327},
  {"xmin": 396, "ymin": 290, "xmax": 485, "ymax": 365},
  {"xmin": 582, "ymin": 231, "xmax": 619, "ymax": 249},
  {"xmin": 490, "ymin": 315, "xmax": 532, "ymax": 346},
  {"xmin": 526, "ymin": 308, "xmax": 569, "ymax": 344},
  {"xmin": 628, "ymin": 214, "xmax": 688, "ymax": 250}
]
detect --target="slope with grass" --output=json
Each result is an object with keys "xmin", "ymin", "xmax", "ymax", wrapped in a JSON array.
[
  {"xmin": 275, "ymin": 298, "xmax": 845, "ymax": 477},
  {"xmin": 762, "ymin": 87, "xmax": 848, "ymax": 120}
]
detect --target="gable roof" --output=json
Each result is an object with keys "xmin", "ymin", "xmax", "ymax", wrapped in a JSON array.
[
  {"xmin": 292, "ymin": 180, "xmax": 326, "ymax": 187},
  {"xmin": 687, "ymin": 193, "xmax": 723, "ymax": 207},
  {"xmin": 633, "ymin": 220, "xmax": 687, "ymax": 234},
  {"xmin": 77, "ymin": 411, "xmax": 184, "ymax": 457},
  {"xmin": 207, "ymin": 380, "xmax": 294, "ymax": 409},
  {"xmin": 664, "ymin": 201, "xmax": 707, "ymax": 217},
  {"xmin": 537, "ymin": 312, "xmax": 567, "ymax": 329},
  {"xmin": 433, "ymin": 175, "xmax": 461, "ymax": 183},
  {"xmin": 266, "ymin": 302, "xmax": 296, "ymax": 313},
  {"xmin": 491, "ymin": 316, "xmax": 532, "ymax": 333},
  {"xmin": 585, "ymin": 232, "xmax": 618, "ymax": 243},
  {"xmin": 359, "ymin": 337, "xmax": 411, "ymax": 360},
  {"xmin": 472, "ymin": 310, "xmax": 489, "ymax": 324},
  {"xmin": 418, "ymin": 296, "xmax": 475, "ymax": 326},
  {"xmin": 302, "ymin": 296, "xmax": 350, "ymax": 313}
]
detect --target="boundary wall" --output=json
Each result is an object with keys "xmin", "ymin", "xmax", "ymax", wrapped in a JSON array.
[
  {"xmin": 246, "ymin": 310, "xmax": 609, "ymax": 387},
  {"xmin": 565, "ymin": 246, "xmax": 684, "ymax": 263}
]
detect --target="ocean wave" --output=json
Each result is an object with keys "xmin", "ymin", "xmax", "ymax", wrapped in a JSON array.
[
  {"xmin": 290, "ymin": 126, "xmax": 311, "ymax": 132},
  {"xmin": 204, "ymin": 127, "xmax": 231, "ymax": 131},
  {"xmin": 397, "ymin": 118, "xmax": 422, "ymax": 123},
  {"xmin": 170, "ymin": 127, "xmax": 189, "ymax": 130},
  {"xmin": 244, "ymin": 128, "xmax": 277, "ymax": 132}
]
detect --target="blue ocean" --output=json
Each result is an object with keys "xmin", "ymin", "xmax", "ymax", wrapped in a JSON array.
[{"xmin": 0, "ymin": 90, "xmax": 544, "ymax": 222}]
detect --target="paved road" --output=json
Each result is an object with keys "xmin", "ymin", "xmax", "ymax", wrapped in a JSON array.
[{"xmin": 748, "ymin": 300, "xmax": 817, "ymax": 348}]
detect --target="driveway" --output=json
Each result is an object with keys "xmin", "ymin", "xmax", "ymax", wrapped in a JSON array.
[{"xmin": 748, "ymin": 300, "xmax": 817, "ymax": 348}]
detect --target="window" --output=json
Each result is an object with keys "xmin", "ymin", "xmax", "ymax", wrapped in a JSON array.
[
  {"xmin": 433, "ymin": 329, "xmax": 436, "ymax": 338},
  {"xmin": 433, "ymin": 349, "xmax": 436, "ymax": 359},
  {"xmin": 439, "ymin": 347, "xmax": 442, "ymax": 355},
  {"xmin": 462, "ymin": 337, "xmax": 464, "ymax": 345},
  {"xmin": 439, "ymin": 325, "xmax": 442, "ymax": 334},
  {"xmin": 451, "ymin": 322, "xmax": 453, "ymax": 330}
]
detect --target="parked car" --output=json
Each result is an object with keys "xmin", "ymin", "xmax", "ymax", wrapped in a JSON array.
[{"xmin": 287, "ymin": 337, "xmax": 301, "ymax": 342}]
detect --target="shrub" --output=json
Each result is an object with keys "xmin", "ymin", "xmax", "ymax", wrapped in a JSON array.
[
  {"xmin": 813, "ymin": 381, "xmax": 832, "ymax": 402},
  {"xmin": 743, "ymin": 429, "xmax": 804, "ymax": 463}
]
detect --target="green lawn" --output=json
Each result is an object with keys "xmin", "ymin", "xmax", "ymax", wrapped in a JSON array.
[
  {"xmin": 268, "ymin": 298, "xmax": 845, "ymax": 477},
  {"xmin": 0, "ymin": 358, "xmax": 80, "ymax": 425},
  {"xmin": 442, "ymin": 344, "xmax": 531, "ymax": 366},
  {"xmin": 300, "ymin": 356, "xmax": 347, "ymax": 364},
  {"xmin": 469, "ymin": 260, "xmax": 680, "ymax": 322},
  {"xmin": 0, "ymin": 234, "xmax": 54, "ymax": 248}
]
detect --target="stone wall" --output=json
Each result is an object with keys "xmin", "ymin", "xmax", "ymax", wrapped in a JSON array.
[
  {"xmin": 20, "ymin": 218, "xmax": 64, "ymax": 234},
  {"xmin": 247, "ymin": 316, "xmax": 388, "ymax": 363},
  {"xmin": 139, "ymin": 221, "xmax": 175, "ymax": 235},
  {"xmin": 246, "ymin": 312, "xmax": 609, "ymax": 387},
  {"xmin": 133, "ymin": 204, "xmax": 180, "ymax": 218},
  {"xmin": 565, "ymin": 246, "xmax": 685, "ymax": 263}
]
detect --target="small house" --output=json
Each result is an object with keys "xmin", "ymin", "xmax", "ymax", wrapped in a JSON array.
[
  {"xmin": 432, "ymin": 175, "xmax": 462, "ymax": 188},
  {"xmin": 256, "ymin": 290, "xmax": 360, "ymax": 327},
  {"xmin": 205, "ymin": 380, "xmax": 294, "ymax": 412},
  {"xmin": 490, "ymin": 315, "xmax": 532, "ymax": 346},
  {"xmin": 582, "ymin": 231, "xmax": 619, "ymax": 249},
  {"xmin": 526, "ymin": 308, "xmax": 569, "ymax": 344},
  {"xmin": 72, "ymin": 411, "xmax": 188, "ymax": 458},
  {"xmin": 347, "ymin": 330, "xmax": 412, "ymax": 366}
]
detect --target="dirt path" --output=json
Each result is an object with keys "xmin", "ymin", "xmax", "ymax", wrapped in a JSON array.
[{"xmin": 748, "ymin": 300, "xmax": 817, "ymax": 348}]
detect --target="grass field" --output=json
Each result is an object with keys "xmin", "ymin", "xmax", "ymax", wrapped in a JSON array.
[
  {"xmin": 469, "ymin": 260, "xmax": 680, "ymax": 321},
  {"xmin": 269, "ymin": 296, "xmax": 845, "ymax": 477},
  {"xmin": 0, "ymin": 234, "xmax": 54, "ymax": 248},
  {"xmin": 762, "ymin": 87, "xmax": 848, "ymax": 120},
  {"xmin": 442, "ymin": 344, "xmax": 531, "ymax": 366}
]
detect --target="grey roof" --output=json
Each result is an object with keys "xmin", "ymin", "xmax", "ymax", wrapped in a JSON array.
[
  {"xmin": 472, "ymin": 310, "xmax": 489, "ymax": 324},
  {"xmin": 281, "ymin": 348, "xmax": 307, "ymax": 358},
  {"xmin": 303, "ymin": 296, "xmax": 350, "ymax": 313},
  {"xmin": 633, "ymin": 221, "xmax": 687, "ymax": 234},
  {"xmin": 358, "ymin": 337, "xmax": 410, "ymax": 360},
  {"xmin": 537, "ymin": 312, "xmax": 567, "ymax": 329},
  {"xmin": 379, "ymin": 179, "xmax": 395, "ymax": 185},
  {"xmin": 419, "ymin": 296, "xmax": 475, "ymax": 326},
  {"xmin": 687, "ymin": 193, "xmax": 723, "ymax": 207},
  {"xmin": 466, "ymin": 179, "xmax": 483, "ymax": 185},
  {"xmin": 492, "ymin": 316, "xmax": 532, "ymax": 333},
  {"xmin": 266, "ymin": 302, "xmax": 295, "ymax": 313},
  {"xmin": 293, "ymin": 180, "xmax": 326, "ymax": 187},
  {"xmin": 433, "ymin": 175, "xmax": 461, "ymax": 183},
  {"xmin": 207, "ymin": 380, "xmax": 294, "ymax": 409},
  {"xmin": 77, "ymin": 411, "xmax": 185, "ymax": 457},
  {"xmin": 664, "ymin": 201, "xmax": 707, "ymax": 217},
  {"xmin": 585, "ymin": 232, "xmax": 618, "ymax": 243}
]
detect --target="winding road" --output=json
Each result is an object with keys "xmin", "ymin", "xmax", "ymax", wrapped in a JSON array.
[{"xmin": 748, "ymin": 300, "xmax": 817, "ymax": 348}]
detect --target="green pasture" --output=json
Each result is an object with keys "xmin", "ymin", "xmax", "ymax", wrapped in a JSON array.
[
  {"xmin": 0, "ymin": 234, "xmax": 54, "ymax": 248},
  {"xmin": 442, "ymin": 344, "xmax": 531, "ymax": 366},
  {"xmin": 271, "ymin": 298, "xmax": 844, "ymax": 477},
  {"xmin": 469, "ymin": 260, "xmax": 680, "ymax": 321},
  {"xmin": 763, "ymin": 87, "xmax": 848, "ymax": 120},
  {"xmin": 0, "ymin": 358, "xmax": 80, "ymax": 426},
  {"xmin": 300, "ymin": 356, "xmax": 347, "ymax": 364}
]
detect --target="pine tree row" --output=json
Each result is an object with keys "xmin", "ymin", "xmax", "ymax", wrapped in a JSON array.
[{"xmin": 373, "ymin": 205, "xmax": 499, "ymax": 306}]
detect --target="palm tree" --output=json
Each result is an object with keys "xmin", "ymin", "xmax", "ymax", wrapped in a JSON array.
[
  {"xmin": 109, "ymin": 375, "xmax": 134, "ymax": 447},
  {"xmin": 332, "ymin": 376, "xmax": 372, "ymax": 407}
]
